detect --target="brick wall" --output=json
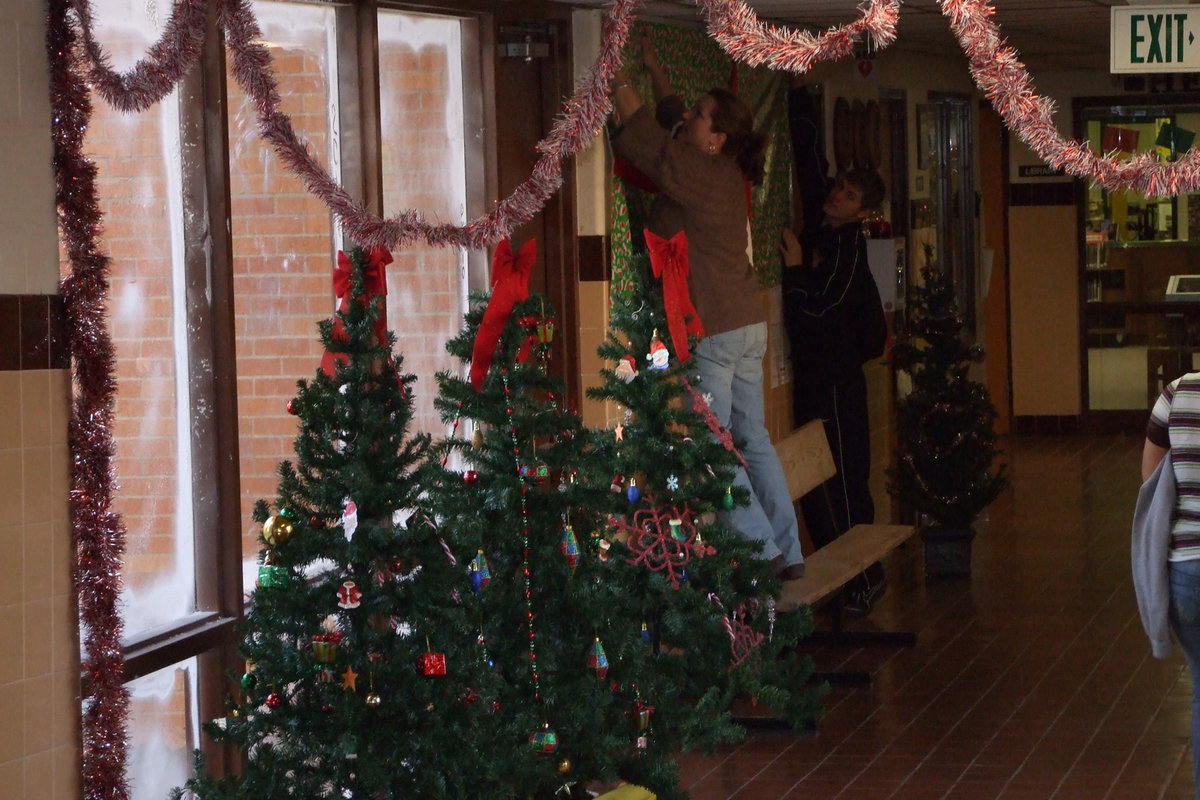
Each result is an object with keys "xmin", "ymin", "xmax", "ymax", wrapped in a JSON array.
[{"xmin": 227, "ymin": 41, "xmax": 333, "ymax": 555}]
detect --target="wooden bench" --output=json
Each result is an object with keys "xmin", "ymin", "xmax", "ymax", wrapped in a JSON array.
[{"xmin": 773, "ymin": 419, "xmax": 916, "ymax": 635}]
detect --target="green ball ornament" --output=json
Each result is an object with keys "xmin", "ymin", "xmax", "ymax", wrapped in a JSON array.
[{"xmin": 241, "ymin": 672, "xmax": 257, "ymax": 691}]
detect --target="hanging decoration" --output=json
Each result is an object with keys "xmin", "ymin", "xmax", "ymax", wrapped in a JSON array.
[
  {"xmin": 681, "ymin": 375, "xmax": 748, "ymax": 471},
  {"xmin": 616, "ymin": 501, "xmax": 716, "ymax": 590},
  {"xmin": 697, "ymin": 0, "xmax": 900, "ymax": 73},
  {"xmin": 48, "ymin": 1, "xmax": 132, "ymax": 797},
  {"xmin": 645, "ymin": 229, "xmax": 703, "ymax": 363},
  {"xmin": 469, "ymin": 239, "xmax": 535, "ymax": 391},
  {"xmin": 63, "ymin": 0, "xmax": 903, "ymax": 257},
  {"xmin": 942, "ymin": 0, "xmax": 1200, "ymax": 196},
  {"xmin": 320, "ymin": 247, "xmax": 392, "ymax": 377},
  {"xmin": 711, "ymin": 595, "xmax": 765, "ymax": 672}
]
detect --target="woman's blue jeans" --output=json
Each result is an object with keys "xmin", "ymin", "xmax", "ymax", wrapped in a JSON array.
[
  {"xmin": 690, "ymin": 323, "xmax": 803, "ymax": 568},
  {"xmin": 1170, "ymin": 557, "xmax": 1200, "ymax": 797}
]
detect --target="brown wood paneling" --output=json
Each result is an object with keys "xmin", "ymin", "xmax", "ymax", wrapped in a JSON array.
[
  {"xmin": 578, "ymin": 235, "xmax": 609, "ymax": 282},
  {"xmin": 492, "ymin": 4, "xmax": 579, "ymax": 405}
]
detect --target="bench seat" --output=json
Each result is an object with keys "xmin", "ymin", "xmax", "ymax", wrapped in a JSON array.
[{"xmin": 778, "ymin": 522, "xmax": 915, "ymax": 612}]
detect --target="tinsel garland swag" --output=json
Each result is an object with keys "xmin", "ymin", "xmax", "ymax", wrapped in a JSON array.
[
  {"xmin": 943, "ymin": 0, "xmax": 1200, "ymax": 196},
  {"xmin": 63, "ymin": 0, "xmax": 902, "ymax": 251},
  {"xmin": 48, "ymin": 1, "xmax": 131, "ymax": 799}
]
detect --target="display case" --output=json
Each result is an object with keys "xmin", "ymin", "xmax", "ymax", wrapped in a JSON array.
[{"xmin": 1079, "ymin": 100, "xmax": 1200, "ymax": 412}]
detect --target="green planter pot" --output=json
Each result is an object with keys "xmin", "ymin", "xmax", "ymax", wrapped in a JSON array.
[{"xmin": 920, "ymin": 525, "xmax": 975, "ymax": 578}]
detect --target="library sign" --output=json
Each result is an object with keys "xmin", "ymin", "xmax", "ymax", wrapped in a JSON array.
[{"xmin": 1111, "ymin": 6, "xmax": 1200, "ymax": 72}]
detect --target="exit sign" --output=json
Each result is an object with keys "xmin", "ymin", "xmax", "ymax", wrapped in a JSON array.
[{"xmin": 1112, "ymin": 6, "xmax": 1200, "ymax": 72}]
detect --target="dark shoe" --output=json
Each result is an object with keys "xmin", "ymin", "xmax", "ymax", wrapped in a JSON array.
[
  {"xmin": 843, "ymin": 574, "xmax": 886, "ymax": 617},
  {"xmin": 778, "ymin": 562, "xmax": 806, "ymax": 580}
]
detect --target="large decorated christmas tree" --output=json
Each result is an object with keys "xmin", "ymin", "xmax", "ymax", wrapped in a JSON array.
[
  {"xmin": 174, "ymin": 247, "xmax": 490, "ymax": 800},
  {"xmin": 580, "ymin": 247, "xmax": 823, "ymax": 764},
  {"xmin": 422, "ymin": 240, "xmax": 820, "ymax": 800}
]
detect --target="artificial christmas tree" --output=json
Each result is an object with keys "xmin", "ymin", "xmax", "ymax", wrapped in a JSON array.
[
  {"xmin": 887, "ymin": 256, "xmax": 1009, "ymax": 576},
  {"xmin": 423, "ymin": 240, "xmax": 820, "ymax": 800},
  {"xmin": 581, "ymin": 248, "xmax": 822, "ymax": 765},
  {"xmin": 173, "ymin": 247, "xmax": 489, "ymax": 800},
  {"xmin": 424, "ymin": 239, "xmax": 676, "ymax": 799}
]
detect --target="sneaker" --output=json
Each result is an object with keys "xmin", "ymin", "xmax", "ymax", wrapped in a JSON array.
[{"xmin": 843, "ymin": 574, "xmax": 886, "ymax": 617}]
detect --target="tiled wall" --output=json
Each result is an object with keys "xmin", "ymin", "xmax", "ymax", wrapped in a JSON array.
[{"xmin": 0, "ymin": 0, "xmax": 80, "ymax": 798}]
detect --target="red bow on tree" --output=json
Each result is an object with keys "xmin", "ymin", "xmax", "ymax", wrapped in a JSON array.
[
  {"xmin": 469, "ymin": 238, "xmax": 536, "ymax": 391},
  {"xmin": 645, "ymin": 229, "xmax": 703, "ymax": 363},
  {"xmin": 320, "ymin": 246, "xmax": 392, "ymax": 377}
]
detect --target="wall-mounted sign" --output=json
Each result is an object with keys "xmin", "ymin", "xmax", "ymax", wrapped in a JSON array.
[
  {"xmin": 1017, "ymin": 165, "xmax": 1066, "ymax": 178},
  {"xmin": 1111, "ymin": 6, "xmax": 1200, "ymax": 73}
]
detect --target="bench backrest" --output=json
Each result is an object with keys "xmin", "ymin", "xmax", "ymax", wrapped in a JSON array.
[{"xmin": 775, "ymin": 419, "xmax": 836, "ymax": 502}]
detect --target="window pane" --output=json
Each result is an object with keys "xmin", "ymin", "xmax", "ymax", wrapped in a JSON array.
[
  {"xmin": 228, "ymin": 0, "xmax": 339, "ymax": 590},
  {"xmin": 66, "ymin": 0, "xmax": 196, "ymax": 638},
  {"xmin": 125, "ymin": 658, "xmax": 199, "ymax": 800},
  {"xmin": 378, "ymin": 10, "xmax": 471, "ymax": 435}
]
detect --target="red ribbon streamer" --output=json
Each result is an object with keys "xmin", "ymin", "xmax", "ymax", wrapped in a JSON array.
[
  {"xmin": 469, "ymin": 238, "xmax": 536, "ymax": 391},
  {"xmin": 320, "ymin": 246, "xmax": 392, "ymax": 377},
  {"xmin": 646, "ymin": 229, "xmax": 703, "ymax": 362}
]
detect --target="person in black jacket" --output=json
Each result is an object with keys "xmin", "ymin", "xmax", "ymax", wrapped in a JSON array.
[{"xmin": 782, "ymin": 82, "xmax": 888, "ymax": 615}]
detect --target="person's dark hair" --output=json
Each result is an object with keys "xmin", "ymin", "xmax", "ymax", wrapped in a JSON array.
[
  {"xmin": 707, "ymin": 87, "xmax": 766, "ymax": 185},
  {"xmin": 841, "ymin": 167, "xmax": 886, "ymax": 213}
]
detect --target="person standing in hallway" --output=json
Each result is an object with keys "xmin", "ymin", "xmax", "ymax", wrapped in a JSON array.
[
  {"xmin": 608, "ymin": 38, "xmax": 805, "ymax": 580},
  {"xmin": 1143, "ymin": 372, "xmax": 1200, "ymax": 800},
  {"xmin": 781, "ymin": 81, "xmax": 887, "ymax": 613}
]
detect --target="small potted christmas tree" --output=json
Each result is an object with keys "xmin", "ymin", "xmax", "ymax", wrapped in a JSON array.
[{"xmin": 887, "ymin": 253, "xmax": 1008, "ymax": 577}]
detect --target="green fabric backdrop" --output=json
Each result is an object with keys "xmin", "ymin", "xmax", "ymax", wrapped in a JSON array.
[{"xmin": 609, "ymin": 22, "xmax": 791, "ymax": 304}]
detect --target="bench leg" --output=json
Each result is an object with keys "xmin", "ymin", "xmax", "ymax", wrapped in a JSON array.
[{"xmin": 802, "ymin": 595, "xmax": 917, "ymax": 685}]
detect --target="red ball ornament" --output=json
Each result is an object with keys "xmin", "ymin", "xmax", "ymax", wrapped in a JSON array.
[
  {"xmin": 286, "ymin": 399, "xmax": 296, "ymax": 415},
  {"xmin": 266, "ymin": 692, "xmax": 282, "ymax": 709},
  {"xmin": 464, "ymin": 470, "xmax": 479, "ymax": 484}
]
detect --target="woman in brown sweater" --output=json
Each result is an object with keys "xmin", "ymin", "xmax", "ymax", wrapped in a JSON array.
[{"xmin": 609, "ymin": 42, "xmax": 804, "ymax": 579}]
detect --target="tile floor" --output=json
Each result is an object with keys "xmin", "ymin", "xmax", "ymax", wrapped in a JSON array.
[{"xmin": 677, "ymin": 433, "xmax": 1198, "ymax": 799}]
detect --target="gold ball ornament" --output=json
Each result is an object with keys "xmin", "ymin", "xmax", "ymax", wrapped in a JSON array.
[
  {"xmin": 557, "ymin": 758, "xmax": 572, "ymax": 775},
  {"xmin": 262, "ymin": 514, "xmax": 294, "ymax": 546}
]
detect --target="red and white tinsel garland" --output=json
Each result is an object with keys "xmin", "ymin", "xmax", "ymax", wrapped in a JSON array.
[
  {"xmin": 48, "ymin": 1, "xmax": 132, "ymax": 799},
  {"xmin": 64, "ymin": 0, "xmax": 892, "ymax": 250},
  {"xmin": 698, "ymin": 0, "xmax": 899, "ymax": 72},
  {"xmin": 945, "ymin": 0, "xmax": 1200, "ymax": 197}
]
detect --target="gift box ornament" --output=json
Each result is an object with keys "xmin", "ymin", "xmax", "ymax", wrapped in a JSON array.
[
  {"xmin": 312, "ymin": 633, "xmax": 343, "ymax": 663},
  {"xmin": 256, "ymin": 564, "xmax": 289, "ymax": 589},
  {"xmin": 417, "ymin": 651, "xmax": 447, "ymax": 677}
]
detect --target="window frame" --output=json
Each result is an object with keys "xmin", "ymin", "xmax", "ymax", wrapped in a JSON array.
[{"xmin": 114, "ymin": 0, "xmax": 505, "ymax": 774}]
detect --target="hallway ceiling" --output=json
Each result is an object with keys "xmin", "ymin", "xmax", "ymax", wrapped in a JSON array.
[{"xmin": 561, "ymin": 1, "xmax": 1141, "ymax": 73}]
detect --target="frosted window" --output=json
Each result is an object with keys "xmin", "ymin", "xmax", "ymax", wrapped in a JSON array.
[
  {"xmin": 125, "ymin": 658, "xmax": 199, "ymax": 800},
  {"xmin": 67, "ymin": 0, "xmax": 196, "ymax": 638},
  {"xmin": 378, "ymin": 10, "xmax": 473, "ymax": 436},
  {"xmin": 228, "ymin": 0, "xmax": 340, "ymax": 591}
]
